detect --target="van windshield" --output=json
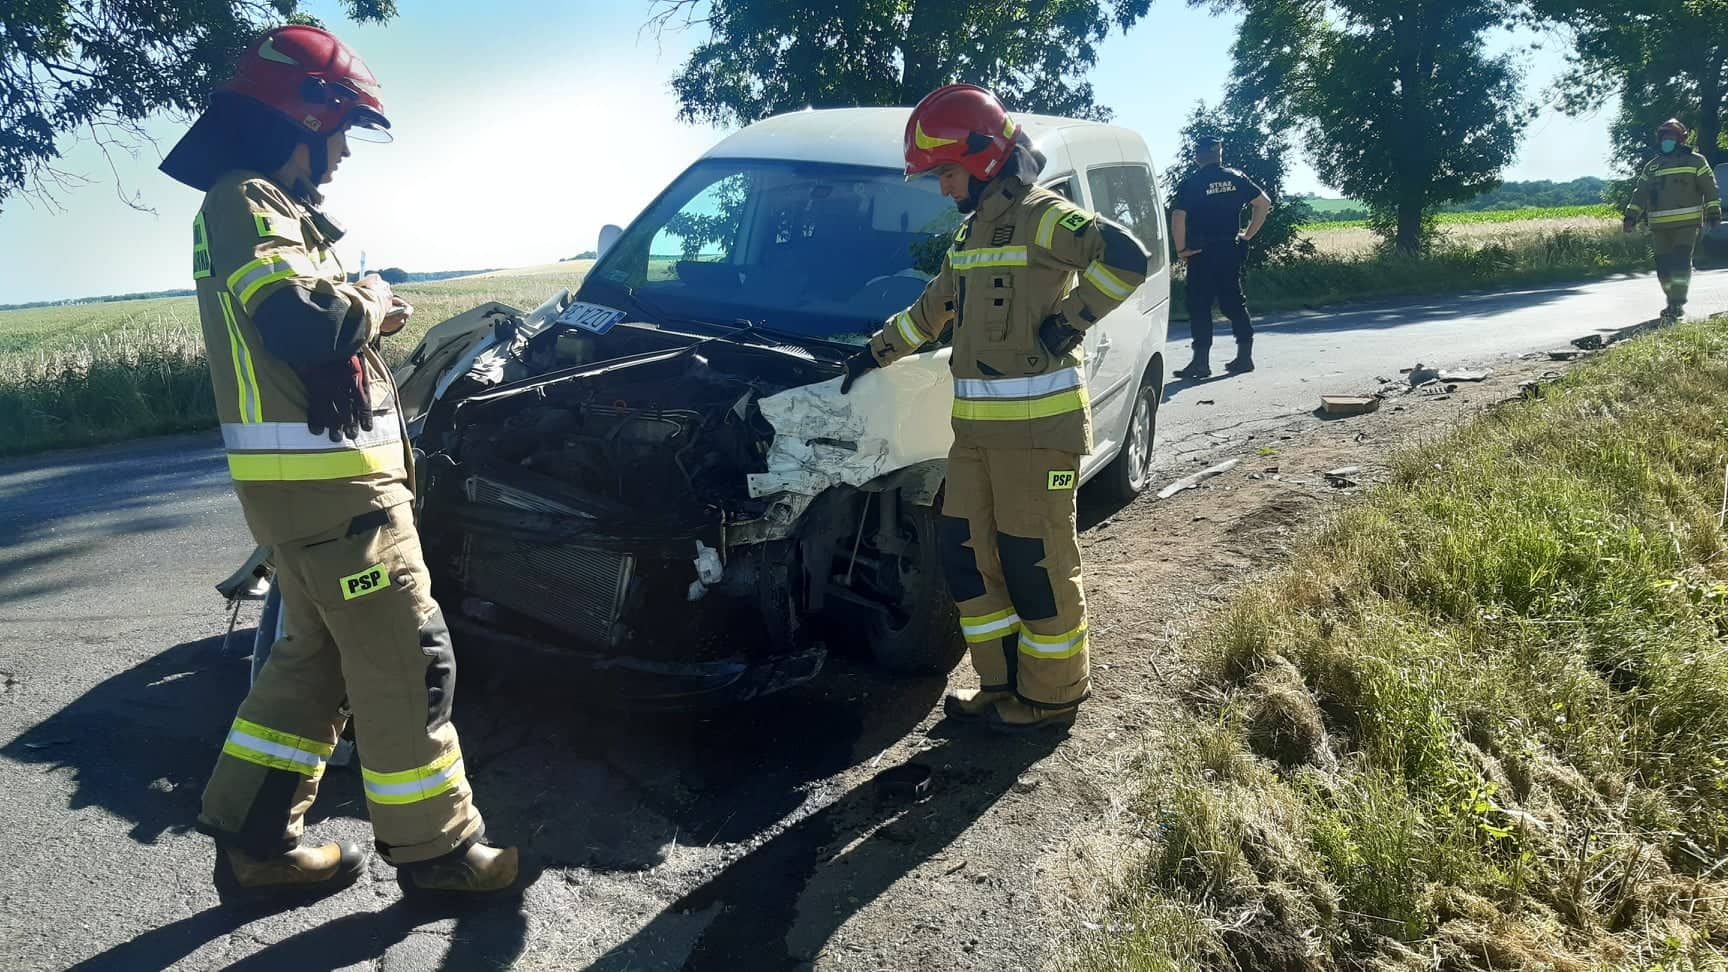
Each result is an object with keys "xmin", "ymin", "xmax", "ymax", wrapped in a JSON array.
[{"xmin": 580, "ymin": 159, "xmax": 962, "ymax": 345}]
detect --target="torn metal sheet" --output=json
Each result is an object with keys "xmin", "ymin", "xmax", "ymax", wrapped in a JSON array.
[
  {"xmin": 750, "ymin": 351, "xmax": 954, "ymax": 499},
  {"xmin": 1437, "ymin": 368, "xmax": 1491, "ymax": 382},
  {"xmin": 1157, "ymin": 458, "xmax": 1241, "ymax": 500}
]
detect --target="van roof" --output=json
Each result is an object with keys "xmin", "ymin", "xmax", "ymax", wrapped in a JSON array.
[{"xmin": 700, "ymin": 107, "xmax": 1144, "ymax": 172}]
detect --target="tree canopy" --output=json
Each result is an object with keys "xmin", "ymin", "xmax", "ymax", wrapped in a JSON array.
[
  {"xmin": 1198, "ymin": 0, "xmax": 1525, "ymax": 254},
  {"xmin": 1535, "ymin": 0, "xmax": 1728, "ymax": 173},
  {"xmin": 653, "ymin": 0, "xmax": 1152, "ymax": 126},
  {"xmin": 0, "ymin": 0, "xmax": 396, "ymax": 211}
]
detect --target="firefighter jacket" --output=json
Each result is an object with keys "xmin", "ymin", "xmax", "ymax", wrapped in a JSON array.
[
  {"xmin": 1628, "ymin": 148, "xmax": 1722, "ymax": 230},
  {"xmin": 193, "ymin": 170, "xmax": 411, "ymax": 545},
  {"xmin": 868, "ymin": 177, "xmax": 1151, "ymax": 455}
]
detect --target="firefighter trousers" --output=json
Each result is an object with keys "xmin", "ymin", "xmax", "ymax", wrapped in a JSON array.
[
  {"xmin": 200, "ymin": 501, "xmax": 483, "ymax": 865},
  {"xmin": 940, "ymin": 445, "xmax": 1090, "ymax": 708},
  {"xmin": 1185, "ymin": 241, "xmax": 1252, "ymax": 356},
  {"xmin": 1653, "ymin": 226, "xmax": 1699, "ymax": 311}
]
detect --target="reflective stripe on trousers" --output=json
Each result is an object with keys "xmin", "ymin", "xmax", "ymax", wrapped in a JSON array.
[
  {"xmin": 1020, "ymin": 621, "xmax": 1088, "ymax": 660},
  {"xmin": 220, "ymin": 717, "xmax": 334, "ymax": 777},
  {"xmin": 961, "ymin": 607, "xmax": 1022, "ymax": 644},
  {"xmin": 362, "ymin": 748, "xmax": 466, "ymax": 807}
]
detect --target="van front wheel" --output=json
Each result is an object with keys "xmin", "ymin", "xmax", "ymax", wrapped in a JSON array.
[{"xmin": 1096, "ymin": 363, "xmax": 1161, "ymax": 504}]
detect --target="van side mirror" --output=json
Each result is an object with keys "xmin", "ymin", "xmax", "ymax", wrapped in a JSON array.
[{"xmin": 597, "ymin": 224, "xmax": 624, "ymax": 260}]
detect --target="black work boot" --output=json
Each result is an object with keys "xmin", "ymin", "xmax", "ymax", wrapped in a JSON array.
[
  {"xmin": 1660, "ymin": 303, "xmax": 1684, "ymax": 324},
  {"xmin": 399, "ymin": 842, "xmax": 520, "ymax": 896},
  {"xmin": 220, "ymin": 840, "xmax": 367, "ymax": 895},
  {"xmin": 1225, "ymin": 341, "xmax": 1255, "ymax": 374},
  {"xmin": 1173, "ymin": 356, "xmax": 1211, "ymax": 380}
]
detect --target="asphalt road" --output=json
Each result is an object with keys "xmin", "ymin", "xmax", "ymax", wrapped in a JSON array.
[
  {"xmin": 1156, "ymin": 270, "xmax": 1728, "ymax": 463},
  {"xmin": 0, "ymin": 268, "xmax": 1720, "ymax": 971}
]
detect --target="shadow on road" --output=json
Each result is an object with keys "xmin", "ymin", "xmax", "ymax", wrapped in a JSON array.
[
  {"xmin": 0, "ymin": 435, "xmax": 227, "ymax": 553},
  {"xmin": 1167, "ymin": 278, "xmax": 1602, "ymax": 345},
  {"xmin": 6, "ymin": 623, "xmax": 949, "ymax": 966},
  {"xmin": 65, "ymin": 892, "xmax": 535, "ymax": 971},
  {"xmin": 1160, "ymin": 370, "xmax": 1235, "ymax": 404},
  {"xmin": 587, "ymin": 728, "xmax": 1060, "ymax": 972}
]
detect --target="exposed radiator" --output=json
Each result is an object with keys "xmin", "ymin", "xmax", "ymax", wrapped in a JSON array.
[{"xmin": 459, "ymin": 476, "xmax": 634, "ymax": 648}]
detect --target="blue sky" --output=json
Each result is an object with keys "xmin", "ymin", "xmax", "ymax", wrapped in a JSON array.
[{"xmin": 0, "ymin": 1, "xmax": 1614, "ymax": 304}]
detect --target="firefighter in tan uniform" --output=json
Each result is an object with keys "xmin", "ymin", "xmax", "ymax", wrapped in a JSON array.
[
  {"xmin": 159, "ymin": 25, "xmax": 516, "ymax": 896},
  {"xmin": 1624, "ymin": 118, "xmax": 1722, "ymax": 323},
  {"xmin": 842, "ymin": 85, "xmax": 1151, "ymax": 732}
]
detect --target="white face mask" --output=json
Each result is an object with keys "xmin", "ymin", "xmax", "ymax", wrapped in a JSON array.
[{"xmin": 1661, "ymin": 138, "xmax": 1679, "ymax": 154}]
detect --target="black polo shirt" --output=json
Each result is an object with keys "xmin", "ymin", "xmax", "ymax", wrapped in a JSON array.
[{"xmin": 1173, "ymin": 164, "xmax": 1266, "ymax": 249}]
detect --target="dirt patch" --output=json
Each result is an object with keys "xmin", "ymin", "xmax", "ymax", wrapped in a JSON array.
[{"xmin": 748, "ymin": 357, "xmax": 1576, "ymax": 970}]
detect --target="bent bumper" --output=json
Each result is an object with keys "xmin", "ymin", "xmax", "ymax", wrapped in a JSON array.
[{"xmin": 448, "ymin": 617, "xmax": 824, "ymax": 708}]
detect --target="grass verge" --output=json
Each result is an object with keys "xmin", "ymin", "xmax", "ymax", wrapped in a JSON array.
[
  {"xmin": 1065, "ymin": 321, "xmax": 1728, "ymax": 970},
  {"xmin": 1174, "ymin": 222, "xmax": 1656, "ymax": 321},
  {"xmin": 0, "ymin": 329, "xmax": 216, "ymax": 456},
  {"xmin": 0, "ymin": 267, "xmax": 587, "ymax": 457}
]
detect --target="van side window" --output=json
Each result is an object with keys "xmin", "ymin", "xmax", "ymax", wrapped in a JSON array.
[
  {"xmin": 1086, "ymin": 165, "xmax": 1165, "ymax": 271},
  {"xmin": 1041, "ymin": 177, "xmax": 1081, "ymax": 203}
]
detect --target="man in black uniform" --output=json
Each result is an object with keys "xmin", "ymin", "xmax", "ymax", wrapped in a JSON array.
[{"xmin": 1172, "ymin": 138, "xmax": 1272, "ymax": 378}]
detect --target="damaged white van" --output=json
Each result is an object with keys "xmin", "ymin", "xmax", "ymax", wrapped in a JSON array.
[{"xmin": 240, "ymin": 108, "xmax": 1171, "ymax": 706}]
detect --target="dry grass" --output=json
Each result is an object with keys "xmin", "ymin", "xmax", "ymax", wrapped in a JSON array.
[
  {"xmin": 1063, "ymin": 319, "xmax": 1728, "ymax": 971},
  {"xmin": 0, "ymin": 265, "xmax": 587, "ymax": 455},
  {"xmin": 1305, "ymin": 215, "xmax": 1623, "ymax": 259}
]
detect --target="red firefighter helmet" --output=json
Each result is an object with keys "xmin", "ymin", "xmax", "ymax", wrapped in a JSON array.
[
  {"xmin": 1658, "ymin": 118, "xmax": 1689, "ymax": 142},
  {"xmin": 903, "ymin": 84, "xmax": 1018, "ymax": 182},
  {"xmin": 221, "ymin": 25, "xmax": 391, "ymax": 142}
]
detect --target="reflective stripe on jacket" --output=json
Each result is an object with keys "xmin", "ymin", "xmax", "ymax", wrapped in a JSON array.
[
  {"xmin": 869, "ymin": 178, "xmax": 1150, "ymax": 453},
  {"xmin": 1628, "ymin": 150, "xmax": 1721, "ymax": 229},
  {"xmin": 194, "ymin": 171, "xmax": 411, "ymax": 544}
]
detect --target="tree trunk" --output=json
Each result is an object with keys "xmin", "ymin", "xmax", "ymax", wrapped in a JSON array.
[
  {"xmin": 899, "ymin": 1, "xmax": 947, "ymax": 104},
  {"xmin": 1391, "ymin": 6, "xmax": 1430, "ymax": 256},
  {"xmin": 1396, "ymin": 195, "xmax": 1425, "ymax": 256},
  {"xmin": 1699, "ymin": 53, "xmax": 1724, "ymax": 162}
]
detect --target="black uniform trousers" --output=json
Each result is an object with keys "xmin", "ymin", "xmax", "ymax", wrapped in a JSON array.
[{"xmin": 1185, "ymin": 240, "xmax": 1252, "ymax": 356}]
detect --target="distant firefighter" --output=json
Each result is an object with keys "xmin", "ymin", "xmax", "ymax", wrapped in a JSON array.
[{"xmin": 1623, "ymin": 118, "xmax": 1721, "ymax": 323}]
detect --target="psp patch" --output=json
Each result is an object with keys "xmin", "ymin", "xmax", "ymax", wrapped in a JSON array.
[
  {"xmin": 252, "ymin": 212, "xmax": 303, "ymax": 244},
  {"xmin": 340, "ymin": 563, "xmax": 391, "ymax": 601},
  {"xmin": 1057, "ymin": 210, "xmax": 1094, "ymax": 234},
  {"xmin": 1047, "ymin": 470, "xmax": 1077, "ymax": 490}
]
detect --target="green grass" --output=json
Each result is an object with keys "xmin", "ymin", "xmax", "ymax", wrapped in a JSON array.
[
  {"xmin": 1063, "ymin": 321, "xmax": 1728, "ymax": 971},
  {"xmin": 1177, "ymin": 221, "xmax": 1658, "ymax": 321},
  {"xmin": 1302, "ymin": 197, "xmax": 1363, "ymax": 214},
  {"xmin": 0, "ymin": 265, "xmax": 587, "ymax": 456},
  {"xmin": 1300, "ymin": 204, "xmax": 1619, "ymax": 232}
]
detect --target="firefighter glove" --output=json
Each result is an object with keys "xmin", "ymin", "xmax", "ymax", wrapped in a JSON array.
[
  {"xmin": 1039, "ymin": 315, "xmax": 1083, "ymax": 356},
  {"xmin": 840, "ymin": 348, "xmax": 879, "ymax": 394},
  {"xmin": 297, "ymin": 355, "xmax": 373, "ymax": 442},
  {"xmin": 1710, "ymin": 211, "xmax": 1724, "ymax": 231},
  {"xmin": 1623, "ymin": 214, "xmax": 1638, "ymax": 234}
]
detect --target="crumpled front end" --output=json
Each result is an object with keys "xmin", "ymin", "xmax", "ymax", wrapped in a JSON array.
[{"xmin": 413, "ymin": 318, "xmax": 846, "ymax": 704}]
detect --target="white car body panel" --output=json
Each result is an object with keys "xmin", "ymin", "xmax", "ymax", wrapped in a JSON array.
[
  {"xmin": 406, "ymin": 108, "xmax": 1168, "ymax": 505},
  {"xmin": 749, "ymin": 349, "xmax": 954, "ymax": 499}
]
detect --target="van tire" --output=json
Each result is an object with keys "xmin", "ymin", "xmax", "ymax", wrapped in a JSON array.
[
  {"xmin": 1095, "ymin": 359, "xmax": 1162, "ymax": 504},
  {"xmin": 866, "ymin": 503, "xmax": 966, "ymax": 675}
]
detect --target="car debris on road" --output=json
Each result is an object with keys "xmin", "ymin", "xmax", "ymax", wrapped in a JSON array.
[{"xmin": 1156, "ymin": 458, "xmax": 1241, "ymax": 499}]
